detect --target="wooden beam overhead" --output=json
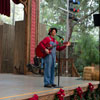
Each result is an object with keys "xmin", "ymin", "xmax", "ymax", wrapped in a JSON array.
[{"xmin": 19, "ymin": 0, "xmax": 28, "ymax": 14}]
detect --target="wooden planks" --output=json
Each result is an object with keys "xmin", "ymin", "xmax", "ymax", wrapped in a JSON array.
[
  {"xmin": 0, "ymin": 24, "xmax": 15, "ymax": 73},
  {"xmin": 14, "ymin": 21, "xmax": 25, "ymax": 74}
]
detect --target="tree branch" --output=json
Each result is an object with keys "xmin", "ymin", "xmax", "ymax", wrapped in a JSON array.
[{"xmin": 72, "ymin": 7, "xmax": 99, "ymax": 27}]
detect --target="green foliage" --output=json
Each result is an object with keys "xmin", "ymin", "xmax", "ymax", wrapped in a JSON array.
[
  {"xmin": 40, "ymin": 0, "xmax": 67, "ymax": 33},
  {"xmin": 74, "ymin": 32, "xmax": 99, "ymax": 74}
]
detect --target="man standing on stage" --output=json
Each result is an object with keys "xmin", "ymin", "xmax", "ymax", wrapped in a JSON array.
[{"xmin": 39, "ymin": 28, "xmax": 71, "ymax": 88}]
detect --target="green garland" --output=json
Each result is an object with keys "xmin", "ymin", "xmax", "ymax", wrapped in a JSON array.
[
  {"xmin": 54, "ymin": 83, "xmax": 100, "ymax": 100},
  {"xmin": 84, "ymin": 83, "xmax": 94, "ymax": 100},
  {"xmin": 54, "ymin": 95, "xmax": 59, "ymax": 100},
  {"xmin": 70, "ymin": 87, "xmax": 85, "ymax": 100},
  {"xmin": 84, "ymin": 83, "xmax": 100, "ymax": 100},
  {"xmin": 94, "ymin": 84, "xmax": 100, "ymax": 100}
]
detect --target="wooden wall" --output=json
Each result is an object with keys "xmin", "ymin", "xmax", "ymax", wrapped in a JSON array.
[
  {"xmin": 0, "ymin": 22, "xmax": 25, "ymax": 74},
  {"xmin": 14, "ymin": 21, "xmax": 26, "ymax": 74},
  {"xmin": 0, "ymin": 24, "xmax": 15, "ymax": 73},
  {"xmin": 0, "ymin": 0, "xmax": 39, "ymax": 74}
]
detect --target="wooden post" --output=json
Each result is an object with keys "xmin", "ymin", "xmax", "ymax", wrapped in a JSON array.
[
  {"xmin": 19, "ymin": 0, "xmax": 31, "ymax": 74},
  {"xmin": 36, "ymin": 0, "xmax": 40, "ymax": 45},
  {"xmin": 24, "ymin": 0, "xmax": 32, "ymax": 74}
]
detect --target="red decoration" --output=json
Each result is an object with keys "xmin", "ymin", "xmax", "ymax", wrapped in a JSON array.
[
  {"xmin": 57, "ymin": 89, "xmax": 65, "ymax": 100},
  {"xmin": 0, "ymin": 0, "xmax": 10, "ymax": 16},
  {"xmin": 88, "ymin": 83, "xmax": 94, "ymax": 92},
  {"xmin": 76, "ymin": 87, "xmax": 83, "ymax": 98},
  {"xmin": 0, "ymin": 0, "xmax": 20, "ymax": 17},
  {"xmin": 29, "ymin": 94, "xmax": 38, "ymax": 100}
]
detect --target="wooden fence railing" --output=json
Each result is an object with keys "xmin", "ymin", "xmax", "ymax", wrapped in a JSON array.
[{"xmin": 57, "ymin": 58, "xmax": 80, "ymax": 77}]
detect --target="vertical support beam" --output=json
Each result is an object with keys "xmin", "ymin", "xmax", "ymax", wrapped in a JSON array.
[
  {"xmin": 65, "ymin": 0, "xmax": 69, "ymax": 75},
  {"xmin": 66, "ymin": 0, "xmax": 69, "ymax": 41},
  {"xmin": 36, "ymin": 0, "xmax": 40, "ymax": 45},
  {"xmin": 21, "ymin": 0, "xmax": 31, "ymax": 74},
  {"xmin": 25, "ymin": 0, "xmax": 32, "ymax": 74}
]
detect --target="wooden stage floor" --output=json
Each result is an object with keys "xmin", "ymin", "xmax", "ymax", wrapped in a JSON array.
[{"xmin": 0, "ymin": 74, "xmax": 99, "ymax": 100}]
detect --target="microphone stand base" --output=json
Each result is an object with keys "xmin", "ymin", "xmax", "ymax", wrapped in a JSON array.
[{"xmin": 54, "ymin": 86, "xmax": 63, "ymax": 88}]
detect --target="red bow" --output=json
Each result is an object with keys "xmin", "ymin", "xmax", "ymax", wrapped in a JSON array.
[
  {"xmin": 29, "ymin": 94, "xmax": 38, "ymax": 100},
  {"xmin": 76, "ymin": 87, "xmax": 83, "ymax": 98},
  {"xmin": 57, "ymin": 89, "xmax": 65, "ymax": 100},
  {"xmin": 89, "ymin": 83, "xmax": 94, "ymax": 92}
]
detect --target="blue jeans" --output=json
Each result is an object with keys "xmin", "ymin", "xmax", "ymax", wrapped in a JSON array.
[{"xmin": 44, "ymin": 40, "xmax": 56, "ymax": 85}]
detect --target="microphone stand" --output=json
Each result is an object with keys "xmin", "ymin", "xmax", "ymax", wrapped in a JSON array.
[{"xmin": 55, "ymin": 40, "xmax": 63, "ymax": 88}]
